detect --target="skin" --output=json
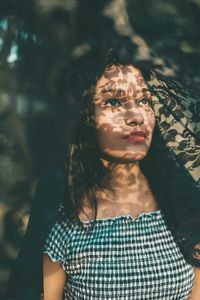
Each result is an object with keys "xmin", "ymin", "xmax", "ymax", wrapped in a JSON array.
[
  {"xmin": 95, "ymin": 64, "xmax": 155, "ymax": 162},
  {"xmin": 43, "ymin": 64, "xmax": 200, "ymax": 299},
  {"xmin": 43, "ymin": 254, "xmax": 65, "ymax": 300},
  {"xmin": 80, "ymin": 64, "xmax": 157, "ymax": 220},
  {"xmin": 188, "ymin": 245, "xmax": 200, "ymax": 299}
]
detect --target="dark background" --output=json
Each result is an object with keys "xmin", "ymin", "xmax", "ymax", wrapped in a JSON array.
[{"xmin": 0, "ymin": 0, "xmax": 200, "ymax": 299}]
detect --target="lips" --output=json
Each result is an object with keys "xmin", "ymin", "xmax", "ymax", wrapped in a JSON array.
[{"xmin": 123, "ymin": 131, "xmax": 146, "ymax": 142}]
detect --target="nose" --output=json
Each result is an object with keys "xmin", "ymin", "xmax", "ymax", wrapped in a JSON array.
[{"xmin": 125, "ymin": 107, "xmax": 144, "ymax": 126}]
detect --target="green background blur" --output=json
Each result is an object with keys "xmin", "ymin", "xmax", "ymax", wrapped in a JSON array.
[{"xmin": 0, "ymin": 0, "xmax": 200, "ymax": 299}]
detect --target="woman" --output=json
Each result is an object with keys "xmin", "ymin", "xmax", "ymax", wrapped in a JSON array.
[{"xmin": 43, "ymin": 59, "xmax": 200, "ymax": 299}]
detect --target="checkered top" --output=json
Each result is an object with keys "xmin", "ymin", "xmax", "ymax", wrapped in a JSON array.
[{"xmin": 44, "ymin": 209, "xmax": 194, "ymax": 300}]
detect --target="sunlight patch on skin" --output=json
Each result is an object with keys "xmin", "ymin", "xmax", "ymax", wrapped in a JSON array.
[
  {"xmin": 79, "ymin": 64, "xmax": 158, "ymax": 222},
  {"xmin": 94, "ymin": 64, "xmax": 155, "ymax": 162}
]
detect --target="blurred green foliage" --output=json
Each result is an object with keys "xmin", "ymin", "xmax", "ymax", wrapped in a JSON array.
[
  {"xmin": 0, "ymin": 0, "xmax": 200, "ymax": 299},
  {"xmin": 127, "ymin": 0, "xmax": 200, "ymax": 81}
]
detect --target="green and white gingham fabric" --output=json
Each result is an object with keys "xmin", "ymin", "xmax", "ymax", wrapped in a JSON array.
[{"xmin": 44, "ymin": 209, "xmax": 194, "ymax": 300}]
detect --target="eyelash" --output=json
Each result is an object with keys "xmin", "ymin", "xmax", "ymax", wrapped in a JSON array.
[
  {"xmin": 138, "ymin": 98, "xmax": 152, "ymax": 106},
  {"xmin": 105, "ymin": 98, "xmax": 152, "ymax": 107},
  {"xmin": 105, "ymin": 98, "xmax": 122, "ymax": 107}
]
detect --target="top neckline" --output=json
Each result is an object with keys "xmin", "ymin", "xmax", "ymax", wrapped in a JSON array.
[{"xmin": 80, "ymin": 209, "xmax": 162, "ymax": 224}]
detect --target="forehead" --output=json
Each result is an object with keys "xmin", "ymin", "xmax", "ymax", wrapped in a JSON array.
[{"xmin": 95, "ymin": 64, "xmax": 147, "ymax": 94}]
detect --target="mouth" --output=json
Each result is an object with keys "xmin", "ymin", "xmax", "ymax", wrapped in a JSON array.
[{"xmin": 123, "ymin": 131, "xmax": 147, "ymax": 143}]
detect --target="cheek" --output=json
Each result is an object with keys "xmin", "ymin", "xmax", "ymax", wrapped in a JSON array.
[
  {"xmin": 95, "ymin": 119, "xmax": 122, "ymax": 144},
  {"xmin": 95, "ymin": 113, "xmax": 123, "ymax": 149},
  {"xmin": 95, "ymin": 109, "xmax": 124, "ymax": 131},
  {"xmin": 96, "ymin": 125, "xmax": 118, "ymax": 152}
]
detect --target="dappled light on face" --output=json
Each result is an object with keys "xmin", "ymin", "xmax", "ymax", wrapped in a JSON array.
[{"xmin": 94, "ymin": 64, "xmax": 155, "ymax": 163}]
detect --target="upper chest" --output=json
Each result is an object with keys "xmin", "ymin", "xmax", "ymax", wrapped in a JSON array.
[{"xmin": 79, "ymin": 191, "xmax": 159, "ymax": 222}]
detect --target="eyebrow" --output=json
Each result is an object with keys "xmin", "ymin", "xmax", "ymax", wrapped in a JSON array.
[
  {"xmin": 101, "ymin": 88, "xmax": 124, "ymax": 94},
  {"xmin": 102, "ymin": 87, "xmax": 150, "ymax": 92},
  {"xmin": 101, "ymin": 87, "xmax": 151, "ymax": 98}
]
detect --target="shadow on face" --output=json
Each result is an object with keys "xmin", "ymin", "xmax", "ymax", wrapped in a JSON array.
[{"xmin": 94, "ymin": 64, "xmax": 155, "ymax": 163}]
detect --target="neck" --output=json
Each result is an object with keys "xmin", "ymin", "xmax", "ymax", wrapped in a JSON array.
[{"xmin": 97, "ymin": 159, "xmax": 149, "ymax": 203}]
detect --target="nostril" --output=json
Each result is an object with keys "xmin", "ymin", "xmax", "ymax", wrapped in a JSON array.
[{"xmin": 125, "ymin": 112, "xmax": 144, "ymax": 126}]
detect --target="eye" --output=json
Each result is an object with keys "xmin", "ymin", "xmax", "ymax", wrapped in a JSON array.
[
  {"xmin": 138, "ymin": 98, "xmax": 152, "ymax": 107},
  {"xmin": 105, "ymin": 98, "xmax": 122, "ymax": 107}
]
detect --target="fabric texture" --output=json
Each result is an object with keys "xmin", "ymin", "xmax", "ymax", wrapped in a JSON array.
[
  {"xmin": 147, "ymin": 72, "xmax": 200, "ymax": 265},
  {"xmin": 44, "ymin": 207, "xmax": 194, "ymax": 300},
  {"xmin": 148, "ymin": 72, "xmax": 200, "ymax": 185}
]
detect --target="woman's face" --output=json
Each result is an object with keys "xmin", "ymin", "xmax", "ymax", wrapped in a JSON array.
[{"xmin": 94, "ymin": 64, "xmax": 155, "ymax": 162}]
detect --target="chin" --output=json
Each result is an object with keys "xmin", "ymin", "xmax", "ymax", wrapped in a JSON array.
[
  {"xmin": 121, "ymin": 152, "xmax": 147, "ymax": 162},
  {"xmin": 101, "ymin": 151, "xmax": 148, "ymax": 163}
]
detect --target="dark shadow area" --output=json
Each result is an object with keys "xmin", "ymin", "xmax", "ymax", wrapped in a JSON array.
[{"xmin": 0, "ymin": 0, "xmax": 200, "ymax": 299}]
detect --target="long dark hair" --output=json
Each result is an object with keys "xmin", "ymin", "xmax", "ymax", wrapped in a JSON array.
[
  {"xmin": 63, "ymin": 49, "xmax": 170, "ymax": 225},
  {"xmin": 62, "ymin": 49, "xmax": 200, "ymax": 266}
]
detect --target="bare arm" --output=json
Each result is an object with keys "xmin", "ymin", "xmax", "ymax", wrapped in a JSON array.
[
  {"xmin": 188, "ymin": 267, "xmax": 200, "ymax": 300},
  {"xmin": 188, "ymin": 244, "xmax": 200, "ymax": 300},
  {"xmin": 43, "ymin": 254, "xmax": 66, "ymax": 300}
]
